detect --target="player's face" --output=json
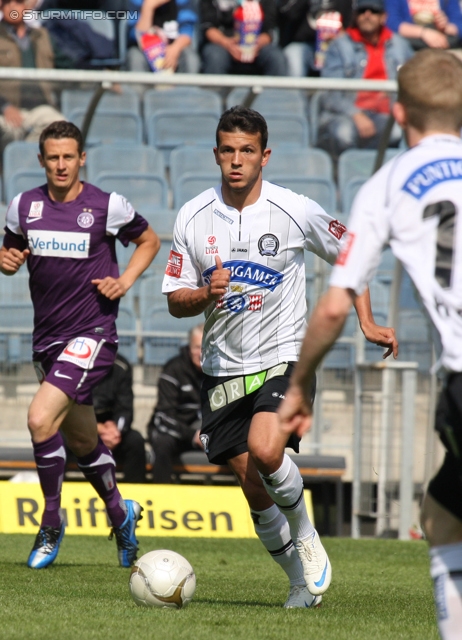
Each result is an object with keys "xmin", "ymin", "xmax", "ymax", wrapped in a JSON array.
[
  {"xmin": 189, "ymin": 330, "xmax": 203, "ymax": 370},
  {"xmin": 214, "ymin": 130, "xmax": 271, "ymax": 194},
  {"xmin": 39, "ymin": 138, "xmax": 86, "ymax": 196}
]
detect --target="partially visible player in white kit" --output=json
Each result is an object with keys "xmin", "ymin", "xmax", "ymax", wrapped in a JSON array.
[
  {"xmin": 277, "ymin": 50, "xmax": 462, "ymax": 637},
  {"xmin": 0, "ymin": 121, "xmax": 160, "ymax": 569},
  {"xmin": 163, "ymin": 106, "xmax": 398, "ymax": 608}
]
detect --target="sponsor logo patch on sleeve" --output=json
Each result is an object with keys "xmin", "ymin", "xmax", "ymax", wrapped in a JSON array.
[
  {"xmin": 335, "ymin": 232, "xmax": 355, "ymax": 266},
  {"xmin": 328, "ymin": 219, "xmax": 347, "ymax": 240},
  {"xmin": 166, "ymin": 250, "xmax": 183, "ymax": 278}
]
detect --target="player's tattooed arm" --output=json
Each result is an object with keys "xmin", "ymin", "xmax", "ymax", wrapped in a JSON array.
[
  {"xmin": 354, "ymin": 286, "xmax": 398, "ymax": 359},
  {"xmin": 0, "ymin": 246, "xmax": 30, "ymax": 276},
  {"xmin": 168, "ymin": 255, "xmax": 230, "ymax": 317}
]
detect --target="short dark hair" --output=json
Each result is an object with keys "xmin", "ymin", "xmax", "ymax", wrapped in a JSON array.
[
  {"xmin": 216, "ymin": 106, "xmax": 268, "ymax": 150},
  {"xmin": 39, "ymin": 120, "xmax": 83, "ymax": 156}
]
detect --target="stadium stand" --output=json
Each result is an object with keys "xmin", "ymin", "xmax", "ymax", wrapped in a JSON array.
[
  {"xmin": 5, "ymin": 170, "xmax": 45, "ymax": 205},
  {"xmin": 0, "ymin": 303, "xmax": 34, "ymax": 366},
  {"xmin": 143, "ymin": 87, "xmax": 223, "ymax": 122},
  {"xmin": 265, "ymin": 147, "xmax": 333, "ymax": 181},
  {"xmin": 94, "ymin": 172, "xmax": 169, "ymax": 209},
  {"xmin": 85, "ymin": 144, "xmax": 165, "ymax": 184},
  {"xmin": 173, "ymin": 172, "xmax": 221, "ymax": 210},
  {"xmin": 225, "ymin": 88, "xmax": 308, "ymax": 116},
  {"xmin": 3, "ymin": 141, "xmax": 40, "ymax": 200},
  {"xmin": 169, "ymin": 145, "xmax": 220, "ymax": 187},
  {"xmin": 265, "ymin": 175, "xmax": 337, "ymax": 215}
]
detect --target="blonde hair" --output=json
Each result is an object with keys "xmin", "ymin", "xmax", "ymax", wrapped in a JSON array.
[{"xmin": 398, "ymin": 50, "xmax": 462, "ymax": 132}]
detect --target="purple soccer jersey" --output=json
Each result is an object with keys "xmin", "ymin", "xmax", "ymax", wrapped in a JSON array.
[{"xmin": 3, "ymin": 181, "xmax": 148, "ymax": 351}]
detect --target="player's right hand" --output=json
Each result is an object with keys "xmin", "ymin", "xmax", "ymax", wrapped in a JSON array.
[
  {"xmin": 0, "ymin": 247, "xmax": 30, "ymax": 274},
  {"xmin": 208, "ymin": 255, "xmax": 231, "ymax": 300},
  {"xmin": 277, "ymin": 384, "xmax": 313, "ymax": 438}
]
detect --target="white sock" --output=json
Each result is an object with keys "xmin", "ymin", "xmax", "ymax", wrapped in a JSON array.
[
  {"xmin": 251, "ymin": 504, "xmax": 305, "ymax": 587},
  {"xmin": 259, "ymin": 454, "xmax": 315, "ymax": 542},
  {"xmin": 430, "ymin": 542, "xmax": 462, "ymax": 640}
]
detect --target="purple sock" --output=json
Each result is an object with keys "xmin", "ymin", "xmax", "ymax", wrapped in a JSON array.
[
  {"xmin": 77, "ymin": 437, "xmax": 126, "ymax": 527},
  {"xmin": 33, "ymin": 432, "xmax": 66, "ymax": 529}
]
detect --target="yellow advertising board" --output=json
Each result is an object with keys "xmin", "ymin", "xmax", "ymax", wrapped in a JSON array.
[{"xmin": 0, "ymin": 482, "xmax": 313, "ymax": 538}]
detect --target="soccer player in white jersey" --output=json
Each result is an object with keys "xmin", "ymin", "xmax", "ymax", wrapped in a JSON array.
[
  {"xmin": 278, "ymin": 50, "xmax": 462, "ymax": 637},
  {"xmin": 0, "ymin": 121, "xmax": 160, "ymax": 569},
  {"xmin": 162, "ymin": 106, "xmax": 398, "ymax": 608}
]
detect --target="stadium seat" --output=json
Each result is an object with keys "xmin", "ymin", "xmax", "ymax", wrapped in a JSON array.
[
  {"xmin": 0, "ymin": 303, "xmax": 34, "ymax": 365},
  {"xmin": 3, "ymin": 141, "xmax": 40, "ymax": 201},
  {"xmin": 143, "ymin": 87, "xmax": 222, "ymax": 124},
  {"xmin": 61, "ymin": 88, "xmax": 142, "ymax": 146},
  {"xmin": 341, "ymin": 177, "xmax": 366, "ymax": 215},
  {"xmin": 0, "ymin": 272, "xmax": 31, "ymax": 304},
  {"xmin": 61, "ymin": 88, "xmax": 140, "ymax": 120},
  {"xmin": 173, "ymin": 172, "xmax": 221, "ymax": 210},
  {"xmin": 169, "ymin": 145, "xmax": 220, "ymax": 187},
  {"xmin": 338, "ymin": 148, "xmax": 402, "ymax": 197},
  {"xmin": 116, "ymin": 305, "xmax": 138, "ymax": 364},
  {"xmin": 265, "ymin": 113, "xmax": 310, "ymax": 148},
  {"xmin": 85, "ymin": 144, "xmax": 165, "ymax": 183},
  {"xmin": 308, "ymin": 91, "xmax": 326, "ymax": 146},
  {"xmin": 396, "ymin": 309, "xmax": 432, "ymax": 371},
  {"xmin": 265, "ymin": 147, "xmax": 333, "ymax": 181},
  {"xmin": 265, "ymin": 176, "xmax": 337, "ymax": 214},
  {"xmin": 94, "ymin": 172, "xmax": 169, "ymax": 210},
  {"xmin": 142, "ymin": 304, "xmax": 199, "ymax": 366},
  {"xmin": 323, "ymin": 311, "xmax": 357, "ymax": 371},
  {"xmin": 5, "ymin": 170, "xmax": 45, "ymax": 204},
  {"xmin": 225, "ymin": 88, "xmax": 308, "ymax": 116},
  {"xmin": 146, "ymin": 109, "xmax": 220, "ymax": 164},
  {"xmin": 136, "ymin": 207, "xmax": 176, "ymax": 238}
]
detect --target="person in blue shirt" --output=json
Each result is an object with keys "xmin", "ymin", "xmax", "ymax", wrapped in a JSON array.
[{"xmin": 386, "ymin": 0, "xmax": 462, "ymax": 49}]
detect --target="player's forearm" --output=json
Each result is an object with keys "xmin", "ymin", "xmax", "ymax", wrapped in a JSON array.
[
  {"xmin": 120, "ymin": 229, "xmax": 160, "ymax": 290},
  {"xmin": 292, "ymin": 288, "xmax": 351, "ymax": 395},
  {"xmin": 167, "ymin": 287, "xmax": 214, "ymax": 318},
  {"xmin": 353, "ymin": 286, "xmax": 375, "ymax": 333}
]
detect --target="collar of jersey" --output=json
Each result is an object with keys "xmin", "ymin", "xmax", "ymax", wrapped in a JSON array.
[
  {"xmin": 417, "ymin": 133, "xmax": 462, "ymax": 147},
  {"xmin": 217, "ymin": 180, "xmax": 269, "ymax": 214}
]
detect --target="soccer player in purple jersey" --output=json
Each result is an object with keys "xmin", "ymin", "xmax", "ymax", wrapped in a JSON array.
[{"xmin": 0, "ymin": 121, "xmax": 160, "ymax": 569}]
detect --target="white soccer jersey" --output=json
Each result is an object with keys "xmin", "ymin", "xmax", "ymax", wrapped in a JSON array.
[
  {"xmin": 163, "ymin": 180, "xmax": 346, "ymax": 376},
  {"xmin": 331, "ymin": 134, "xmax": 462, "ymax": 373}
]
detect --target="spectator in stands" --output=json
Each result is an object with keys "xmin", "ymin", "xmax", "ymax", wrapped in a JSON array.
[
  {"xmin": 0, "ymin": 0, "xmax": 64, "ymax": 149},
  {"xmin": 148, "ymin": 324, "xmax": 205, "ymax": 484},
  {"xmin": 279, "ymin": 0, "xmax": 351, "ymax": 77},
  {"xmin": 385, "ymin": 0, "xmax": 462, "ymax": 50},
  {"xmin": 200, "ymin": 0, "xmax": 286, "ymax": 76},
  {"xmin": 317, "ymin": 0, "xmax": 413, "ymax": 160},
  {"xmin": 92, "ymin": 353, "xmax": 147, "ymax": 484},
  {"xmin": 126, "ymin": 0, "xmax": 200, "ymax": 73}
]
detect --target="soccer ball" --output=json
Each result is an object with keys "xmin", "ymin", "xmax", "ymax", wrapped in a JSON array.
[{"xmin": 129, "ymin": 549, "xmax": 196, "ymax": 609}]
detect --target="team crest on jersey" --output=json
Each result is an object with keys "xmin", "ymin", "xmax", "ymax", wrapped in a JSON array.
[
  {"xmin": 216, "ymin": 293, "xmax": 263, "ymax": 313},
  {"xmin": 258, "ymin": 234, "xmax": 279, "ymax": 257},
  {"xmin": 328, "ymin": 219, "xmax": 347, "ymax": 240},
  {"xmin": 205, "ymin": 235, "xmax": 219, "ymax": 255},
  {"xmin": 77, "ymin": 209, "xmax": 94, "ymax": 229},
  {"xmin": 27, "ymin": 201, "xmax": 43, "ymax": 222}
]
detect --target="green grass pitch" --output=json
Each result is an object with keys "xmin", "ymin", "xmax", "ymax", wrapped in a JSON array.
[{"xmin": 0, "ymin": 534, "xmax": 438, "ymax": 640}]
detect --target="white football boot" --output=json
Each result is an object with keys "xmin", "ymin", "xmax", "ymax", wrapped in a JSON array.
[
  {"xmin": 295, "ymin": 530, "xmax": 332, "ymax": 595},
  {"xmin": 284, "ymin": 585, "xmax": 322, "ymax": 608}
]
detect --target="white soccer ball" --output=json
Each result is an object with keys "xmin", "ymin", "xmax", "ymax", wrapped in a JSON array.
[{"xmin": 129, "ymin": 549, "xmax": 196, "ymax": 609}]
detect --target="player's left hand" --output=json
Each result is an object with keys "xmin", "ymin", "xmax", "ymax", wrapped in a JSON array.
[
  {"xmin": 277, "ymin": 384, "xmax": 313, "ymax": 438},
  {"xmin": 362, "ymin": 323, "xmax": 398, "ymax": 359},
  {"xmin": 91, "ymin": 277, "xmax": 128, "ymax": 300}
]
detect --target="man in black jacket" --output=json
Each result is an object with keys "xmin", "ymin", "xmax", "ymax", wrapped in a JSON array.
[
  {"xmin": 148, "ymin": 324, "xmax": 205, "ymax": 483},
  {"xmin": 92, "ymin": 353, "xmax": 147, "ymax": 483}
]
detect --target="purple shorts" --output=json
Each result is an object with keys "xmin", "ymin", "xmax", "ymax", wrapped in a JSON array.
[{"xmin": 33, "ymin": 337, "xmax": 117, "ymax": 405}]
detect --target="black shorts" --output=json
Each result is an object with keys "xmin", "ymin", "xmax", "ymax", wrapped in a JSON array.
[
  {"xmin": 427, "ymin": 372, "xmax": 462, "ymax": 521},
  {"xmin": 200, "ymin": 362, "xmax": 316, "ymax": 465}
]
